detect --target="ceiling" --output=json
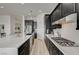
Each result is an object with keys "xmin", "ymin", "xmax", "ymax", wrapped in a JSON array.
[{"xmin": 0, "ymin": 3, "xmax": 58, "ymax": 17}]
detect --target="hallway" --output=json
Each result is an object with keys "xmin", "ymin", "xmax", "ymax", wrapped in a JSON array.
[{"xmin": 30, "ymin": 39, "xmax": 49, "ymax": 55}]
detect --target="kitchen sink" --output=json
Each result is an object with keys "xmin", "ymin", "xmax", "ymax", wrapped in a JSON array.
[{"xmin": 51, "ymin": 37, "xmax": 79, "ymax": 47}]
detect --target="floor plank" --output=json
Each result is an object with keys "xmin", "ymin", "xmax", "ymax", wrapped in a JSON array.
[{"xmin": 30, "ymin": 39, "xmax": 49, "ymax": 55}]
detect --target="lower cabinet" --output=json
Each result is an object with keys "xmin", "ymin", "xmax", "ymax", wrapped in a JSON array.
[
  {"xmin": 18, "ymin": 39, "xmax": 30, "ymax": 55},
  {"xmin": 32, "ymin": 33, "xmax": 35, "ymax": 45},
  {"xmin": 45, "ymin": 36, "xmax": 64, "ymax": 55}
]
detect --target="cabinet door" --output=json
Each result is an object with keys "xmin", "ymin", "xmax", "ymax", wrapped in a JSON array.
[
  {"xmin": 75, "ymin": 3, "xmax": 79, "ymax": 29},
  {"xmin": 45, "ymin": 37, "xmax": 57, "ymax": 55},
  {"xmin": 48, "ymin": 39, "xmax": 59, "ymax": 55},
  {"xmin": 45, "ymin": 36, "xmax": 64, "ymax": 55},
  {"xmin": 48, "ymin": 39, "xmax": 64, "ymax": 55},
  {"xmin": 55, "ymin": 4, "xmax": 62, "ymax": 21},
  {"xmin": 18, "ymin": 39, "xmax": 30, "ymax": 55},
  {"xmin": 25, "ymin": 39, "xmax": 30, "ymax": 55},
  {"xmin": 44, "ymin": 36, "xmax": 49, "ymax": 51},
  {"xmin": 52, "ymin": 10, "xmax": 57, "ymax": 22},
  {"xmin": 75, "ymin": 3, "xmax": 79, "ymax": 13},
  {"xmin": 51, "ymin": 4, "xmax": 62, "ymax": 22},
  {"xmin": 61, "ymin": 3, "xmax": 75, "ymax": 17}
]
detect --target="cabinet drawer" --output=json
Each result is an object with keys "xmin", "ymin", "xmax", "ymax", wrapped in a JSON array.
[{"xmin": 18, "ymin": 39, "xmax": 30, "ymax": 55}]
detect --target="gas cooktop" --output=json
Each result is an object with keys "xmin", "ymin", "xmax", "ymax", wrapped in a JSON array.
[{"xmin": 51, "ymin": 37, "xmax": 79, "ymax": 47}]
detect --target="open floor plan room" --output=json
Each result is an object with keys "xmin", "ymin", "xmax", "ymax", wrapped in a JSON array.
[{"xmin": 0, "ymin": 3, "xmax": 79, "ymax": 55}]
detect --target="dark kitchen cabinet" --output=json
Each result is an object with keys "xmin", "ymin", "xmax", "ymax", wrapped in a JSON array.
[
  {"xmin": 18, "ymin": 39, "xmax": 30, "ymax": 55},
  {"xmin": 51, "ymin": 4, "xmax": 62, "ymax": 22},
  {"xmin": 75, "ymin": 3, "xmax": 79, "ymax": 13},
  {"xmin": 61, "ymin": 3, "xmax": 75, "ymax": 17},
  {"xmin": 50, "ymin": 3, "xmax": 79, "ymax": 30},
  {"xmin": 45, "ymin": 36, "xmax": 64, "ymax": 55},
  {"xmin": 32, "ymin": 33, "xmax": 36, "ymax": 45},
  {"xmin": 45, "ymin": 14, "xmax": 51, "ymax": 34},
  {"xmin": 50, "ymin": 3, "xmax": 76, "ymax": 23},
  {"xmin": 75, "ymin": 3, "xmax": 79, "ymax": 29}
]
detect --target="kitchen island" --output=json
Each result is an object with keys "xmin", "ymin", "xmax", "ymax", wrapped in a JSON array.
[
  {"xmin": 45, "ymin": 34, "xmax": 79, "ymax": 55},
  {"xmin": 0, "ymin": 33, "xmax": 35, "ymax": 55}
]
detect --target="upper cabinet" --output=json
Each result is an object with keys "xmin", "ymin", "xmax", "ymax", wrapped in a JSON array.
[
  {"xmin": 51, "ymin": 4, "xmax": 62, "ymax": 22},
  {"xmin": 75, "ymin": 3, "xmax": 79, "ymax": 13},
  {"xmin": 50, "ymin": 3, "xmax": 79, "ymax": 30},
  {"xmin": 61, "ymin": 3, "xmax": 75, "ymax": 17},
  {"xmin": 75, "ymin": 4, "xmax": 79, "ymax": 29},
  {"xmin": 50, "ymin": 3, "xmax": 76, "ymax": 23}
]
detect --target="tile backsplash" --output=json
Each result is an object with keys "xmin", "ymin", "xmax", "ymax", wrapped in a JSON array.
[{"xmin": 53, "ymin": 29, "xmax": 61, "ymax": 37}]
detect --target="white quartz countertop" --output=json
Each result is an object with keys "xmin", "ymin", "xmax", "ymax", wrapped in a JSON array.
[
  {"xmin": 46, "ymin": 34, "xmax": 79, "ymax": 55},
  {"xmin": 0, "ymin": 35, "xmax": 32, "ymax": 48},
  {"xmin": 0, "ymin": 33, "xmax": 35, "ymax": 55}
]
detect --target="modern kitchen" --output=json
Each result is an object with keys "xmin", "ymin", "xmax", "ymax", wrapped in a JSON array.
[{"xmin": 0, "ymin": 3, "xmax": 79, "ymax": 55}]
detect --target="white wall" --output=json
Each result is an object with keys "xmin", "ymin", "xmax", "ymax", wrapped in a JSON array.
[
  {"xmin": 60, "ymin": 13, "xmax": 79, "ymax": 43},
  {"xmin": 10, "ymin": 16, "xmax": 15, "ymax": 35},
  {"xmin": 36, "ymin": 13, "xmax": 45, "ymax": 40},
  {"xmin": 0, "ymin": 16, "xmax": 10, "ymax": 36}
]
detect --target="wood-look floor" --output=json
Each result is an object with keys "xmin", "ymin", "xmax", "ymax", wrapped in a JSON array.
[{"xmin": 30, "ymin": 39, "xmax": 49, "ymax": 55}]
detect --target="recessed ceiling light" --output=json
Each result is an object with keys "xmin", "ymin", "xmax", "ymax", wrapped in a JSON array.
[{"xmin": 0, "ymin": 6, "xmax": 4, "ymax": 8}]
